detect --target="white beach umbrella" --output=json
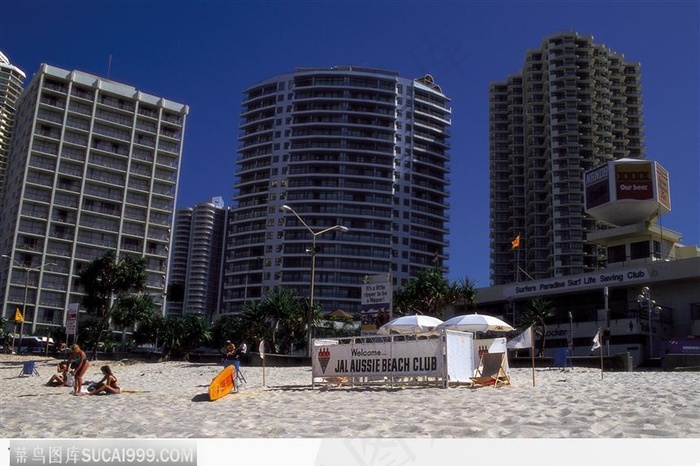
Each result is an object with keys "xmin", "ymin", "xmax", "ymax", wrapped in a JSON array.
[
  {"xmin": 437, "ymin": 313, "xmax": 515, "ymax": 333},
  {"xmin": 377, "ymin": 315, "xmax": 444, "ymax": 335}
]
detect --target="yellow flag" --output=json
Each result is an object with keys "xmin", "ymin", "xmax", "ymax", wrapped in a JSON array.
[
  {"xmin": 14, "ymin": 307, "xmax": 24, "ymax": 323},
  {"xmin": 511, "ymin": 235, "xmax": 521, "ymax": 249}
]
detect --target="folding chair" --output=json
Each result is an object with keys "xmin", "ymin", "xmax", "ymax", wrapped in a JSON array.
[
  {"xmin": 222, "ymin": 358, "xmax": 246, "ymax": 384},
  {"xmin": 19, "ymin": 361, "xmax": 40, "ymax": 377},
  {"xmin": 233, "ymin": 360, "xmax": 246, "ymax": 384},
  {"xmin": 554, "ymin": 348, "xmax": 572, "ymax": 370},
  {"xmin": 470, "ymin": 352, "xmax": 511, "ymax": 388}
]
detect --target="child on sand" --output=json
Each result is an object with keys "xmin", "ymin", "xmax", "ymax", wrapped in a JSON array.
[{"xmin": 88, "ymin": 365, "xmax": 121, "ymax": 395}]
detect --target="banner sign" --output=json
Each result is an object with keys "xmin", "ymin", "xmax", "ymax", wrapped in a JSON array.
[
  {"xmin": 360, "ymin": 275, "xmax": 392, "ymax": 333},
  {"xmin": 615, "ymin": 162, "xmax": 653, "ymax": 200},
  {"xmin": 312, "ymin": 336, "xmax": 443, "ymax": 379},
  {"xmin": 66, "ymin": 303, "xmax": 79, "ymax": 336},
  {"xmin": 505, "ymin": 267, "xmax": 649, "ymax": 298}
]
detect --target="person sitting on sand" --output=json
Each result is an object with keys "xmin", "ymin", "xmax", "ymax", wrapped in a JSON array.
[
  {"xmin": 69, "ymin": 344, "xmax": 89, "ymax": 395},
  {"xmin": 88, "ymin": 365, "xmax": 121, "ymax": 395},
  {"xmin": 45, "ymin": 361, "xmax": 69, "ymax": 386}
]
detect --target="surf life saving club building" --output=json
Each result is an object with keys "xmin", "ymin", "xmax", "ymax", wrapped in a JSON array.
[{"xmin": 478, "ymin": 158, "xmax": 700, "ymax": 366}]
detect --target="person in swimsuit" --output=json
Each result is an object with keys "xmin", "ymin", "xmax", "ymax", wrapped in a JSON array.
[
  {"xmin": 69, "ymin": 344, "xmax": 89, "ymax": 395},
  {"xmin": 88, "ymin": 365, "xmax": 121, "ymax": 395},
  {"xmin": 45, "ymin": 361, "xmax": 69, "ymax": 386}
]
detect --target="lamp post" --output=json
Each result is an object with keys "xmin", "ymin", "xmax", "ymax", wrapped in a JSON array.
[
  {"xmin": 2, "ymin": 255, "xmax": 55, "ymax": 354},
  {"xmin": 637, "ymin": 286, "xmax": 662, "ymax": 361},
  {"xmin": 280, "ymin": 205, "xmax": 349, "ymax": 357}
]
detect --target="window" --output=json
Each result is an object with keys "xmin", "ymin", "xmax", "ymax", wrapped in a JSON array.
[
  {"xmin": 607, "ymin": 245, "xmax": 625, "ymax": 263},
  {"xmin": 630, "ymin": 241, "xmax": 650, "ymax": 260}
]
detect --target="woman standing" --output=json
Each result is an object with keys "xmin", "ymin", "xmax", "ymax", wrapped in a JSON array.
[{"xmin": 69, "ymin": 344, "xmax": 89, "ymax": 395}]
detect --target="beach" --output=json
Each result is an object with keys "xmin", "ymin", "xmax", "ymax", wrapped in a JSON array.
[{"xmin": 1, "ymin": 354, "xmax": 699, "ymax": 439}]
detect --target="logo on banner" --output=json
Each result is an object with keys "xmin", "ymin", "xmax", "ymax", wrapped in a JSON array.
[{"xmin": 318, "ymin": 347, "xmax": 331, "ymax": 373}]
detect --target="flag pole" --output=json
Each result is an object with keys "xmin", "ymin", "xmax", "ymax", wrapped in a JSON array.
[
  {"xmin": 259, "ymin": 340, "xmax": 266, "ymax": 387},
  {"xmin": 600, "ymin": 332, "xmax": 604, "ymax": 380},
  {"xmin": 530, "ymin": 326, "xmax": 535, "ymax": 387}
]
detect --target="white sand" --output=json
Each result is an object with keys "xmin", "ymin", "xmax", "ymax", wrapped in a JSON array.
[{"xmin": 1, "ymin": 355, "xmax": 699, "ymax": 439}]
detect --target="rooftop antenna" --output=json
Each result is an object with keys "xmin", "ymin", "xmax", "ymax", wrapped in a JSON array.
[{"xmin": 107, "ymin": 54, "xmax": 112, "ymax": 79}]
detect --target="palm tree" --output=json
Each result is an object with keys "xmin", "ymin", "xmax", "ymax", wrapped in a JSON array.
[
  {"xmin": 79, "ymin": 251, "xmax": 148, "ymax": 358},
  {"xmin": 520, "ymin": 297, "xmax": 555, "ymax": 355},
  {"xmin": 258, "ymin": 287, "xmax": 306, "ymax": 354},
  {"xmin": 111, "ymin": 294, "xmax": 156, "ymax": 351},
  {"xmin": 160, "ymin": 314, "xmax": 212, "ymax": 359},
  {"xmin": 393, "ymin": 267, "xmax": 452, "ymax": 318},
  {"xmin": 451, "ymin": 276, "xmax": 479, "ymax": 313},
  {"xmin": 240, "ymin": 300, "xmax": 273, "ymax": 350}
]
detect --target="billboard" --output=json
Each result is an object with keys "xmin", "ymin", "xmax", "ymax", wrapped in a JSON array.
[
  {"xmin": 360, "ymin": 274, "xmax": 392, "ymax": 334},
  {"xmin": 584, "ymin": 163, "xmax": 611, "ymax": 210},
  {"xmin": 615, "ymin": 161, "xmax": 653, "ymax": 201},
  {"xmin": 655, "ymin": 163, "xmax": 671, "ymax": 211},
  {"xmin": 584, "ymin": 159, "xmax": 671, "ymax": 226},
  {"xmin": 66, "ymin": 303, "xmax": 79, "ymax": 336}
]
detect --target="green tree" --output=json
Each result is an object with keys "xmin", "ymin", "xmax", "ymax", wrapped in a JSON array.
[
  {"xmin": 0, "ymin": 316, "xmax": 11, "ymax": 353},
  {"xmin": 259, "ymin": 287, "xmax": 306, "ymax": 354},
  {"xmin": 131, "ymin": 309, "xmax": 166, "ymax": 348},
  {"xmin": 451, "ymin": 276, "xmax": 479, "ymax": 313},
  {"xmin": 393, "ymin": 267, "xmax": 454, "ymax": 318},
  {"xmin": 520, "ymin": 297, "xmax": 556, "ymax": 355},
  {"xmin": 76, "ymin": 315, "xmax": 115, "ymax": 352},
  {"xmin": 240, "ymin": 300, "xmax": 274, "ymax": 350},
  {"xmin": 112, "ymin": 294, "xmax": 157, "ymax": 351},
  {"xmin": 160, "ymin": 314, "xmax": 212, "ymax": 359},
  {"xmin": 79, "ymin": 251, "xmax": 148, "ymax": 358}
]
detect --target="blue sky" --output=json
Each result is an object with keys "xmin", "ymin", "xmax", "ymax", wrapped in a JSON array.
[{"xmin": 3, "ymin": 0, "xmax": 698, "ymax": 288}]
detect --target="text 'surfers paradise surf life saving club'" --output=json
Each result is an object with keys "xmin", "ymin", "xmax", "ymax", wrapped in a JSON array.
[{"xmin": 208, "ymin": 364, "xmax": 237, "ymax": 401}]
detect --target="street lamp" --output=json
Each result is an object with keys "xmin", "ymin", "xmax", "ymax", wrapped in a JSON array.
[
  {"xmin": 1, "ymin": 255, "xmax": 55, "ymax": 354},
  {"xmin": 637, "ymin": 286, "xmax": 662, "ymax": 361},
  {"xmin": 280, "ymin": 205, "xmax": 349, "ymax": 357}
]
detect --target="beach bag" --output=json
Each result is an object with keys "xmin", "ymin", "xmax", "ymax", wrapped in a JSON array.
[{"xmin": 64, "ymin": 373, "xmax": 75, "ymax": 387}]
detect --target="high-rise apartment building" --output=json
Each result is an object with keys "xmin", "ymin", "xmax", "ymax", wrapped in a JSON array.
[
  {"xmin": 223, "ymin": 67, "xmax": 451, "ymax": 314},
  {"xmin": 0, "ymin": 51, "xmax": 26, "ymax": 200},
  {"xmin": 489, "ymin": 32, "xmax": 644, "ymax": 285},
  {"xmin": 166, "ymin": 196, "xmax": 229, "ymax": 318},
  {"xmin": 0, "ymin": 64, "xmax": 188, "ymax": 333}
]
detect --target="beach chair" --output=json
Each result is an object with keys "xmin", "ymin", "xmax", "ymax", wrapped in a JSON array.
[
  {"xmin": 19, "ymin": 360, "xmax": 40, "ymax": 377},
  {"xmin": 233, "ymin": 360, "xmax": 246, "ymax": 384},
  {"xmin": 470, "ymin": 352, "xmax": 511, "ymax": 388},
  {"xmin": 222, "ymin": 358, "xmax": 246, "ymax": 384},
  {"xmin": 554, "ymin": 348, "xmax": 572, "ymax": 370}
]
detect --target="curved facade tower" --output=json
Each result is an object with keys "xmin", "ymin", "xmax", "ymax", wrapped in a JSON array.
[
  {"xmin": 223, "ymin": 67, "xmax": 451, "ymax": 315},
  {"xmin": 0, "ymin": 51, "xmax": 26, "ymax": 201},
  {"xmin": 167, "ymin": 197, "xmax": 228, "ymax": 318}
]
